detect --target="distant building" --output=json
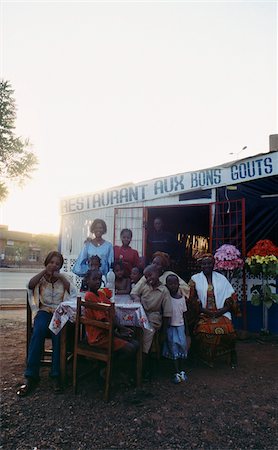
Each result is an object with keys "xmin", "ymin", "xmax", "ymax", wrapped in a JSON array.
[{"xmin": 0, "ymin": 225, "xmax": 58, "ymax": 268}]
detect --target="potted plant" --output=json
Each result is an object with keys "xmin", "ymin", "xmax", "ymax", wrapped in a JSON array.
[{"xmin": 246, "ymin": 239, "xmax": 278, "ymax": 333}]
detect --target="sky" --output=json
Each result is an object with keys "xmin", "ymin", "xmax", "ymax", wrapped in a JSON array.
[{"xmin": 0, "ymin": 0, "xmax": 277, "ymax": 235}]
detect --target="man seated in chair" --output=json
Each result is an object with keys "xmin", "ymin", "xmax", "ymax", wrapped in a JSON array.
[
  {"xmin": 84, "ymin": 269, "xmax": 138, "ymax": 383},
  {"xmin": 131, "ymin": 264, "xmax": 172, "ymax": 379},
  {"xmin": 17, "ymin": 251, "xmax": 76, "ymax": 397}
]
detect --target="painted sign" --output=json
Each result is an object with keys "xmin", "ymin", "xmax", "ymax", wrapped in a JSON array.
[{"xmin": 61, "ymin": 153, "xmax": 277, "ymax": 215}]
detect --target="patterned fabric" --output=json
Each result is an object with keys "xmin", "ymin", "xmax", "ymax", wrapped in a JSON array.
[
  {"xmin": 191, "ymin": 271, "xmax": 234, "ymax": 320},
  {"xmin": 188, "ymin": 274, "xmax": 237, "ymax": 365},
  {"xmin": 38, "ymin": 277, "xmax": 66, "ymax": 312},
  {"xmin": 28, "ymin": 275, "xmax": 77, "ymax": 315}
]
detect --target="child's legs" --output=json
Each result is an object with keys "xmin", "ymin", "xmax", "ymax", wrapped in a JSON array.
[
  {"xmin": 143, "ymin": 327, "xmax": 156, "ymax": 354},
  {"xmin": 115, "ymin": 339, "xmax": 139, "ymax": 361},
  {"xmin": 25, "ymin": 310, "xmax": 52, "ymax": 380}
]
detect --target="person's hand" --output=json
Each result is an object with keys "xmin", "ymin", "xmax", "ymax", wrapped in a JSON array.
[{"xmin": 115, "ymin": 326, "xmax": 134, "ymax": 340}]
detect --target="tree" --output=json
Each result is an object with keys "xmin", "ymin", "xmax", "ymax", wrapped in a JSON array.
[{"xmin": 0, "ymin": 80, "xmax": 38, "ymax": 200}]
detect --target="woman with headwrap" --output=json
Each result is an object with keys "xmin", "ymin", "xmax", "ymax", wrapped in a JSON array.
[{"xmin": 188, "ymin": 253, "xmax": 239, "ymax": 368}]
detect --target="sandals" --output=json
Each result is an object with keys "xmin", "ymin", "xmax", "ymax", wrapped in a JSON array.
[{"xmin": 16, "ymin": 379, "xmax": 38, "ymax": 397}]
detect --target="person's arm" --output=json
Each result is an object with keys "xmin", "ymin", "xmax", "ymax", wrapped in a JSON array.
[
  {"xmin": 213, "ymin": 304, "xmax": 230, "ymax": 318},
  {"xmin": 130, "ymin": 276, "xmax": 146, "ymax": 301},
  {"xmin": 107, "ymin": 242, "xmax": 114, "ymax": 269},
  {"xmin": 72, "ymin": 243, "xmax": 89, "ymax": 276},
  {"xmin": 133, "ymin": 249, "xmax": 140, "ymax": 268},
  {"xmin": 28, "ymin": 269, "xmax": 47, "ymax": 290},
  {"xmin": 161, "ymin": 289, "xmax": 173, "ymax": 332}
]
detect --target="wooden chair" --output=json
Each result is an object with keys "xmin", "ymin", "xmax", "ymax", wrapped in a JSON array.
[
  {"xmin": 26, "ymin": 292, "xmax": 74, "ymax": 382},
  {"xmin": 73, "ymin": 296, "xmax": 115, "ymax": 401},
  {"xmin": 26, "ymin": 292, "xmax": 52, "ymax": 365}
]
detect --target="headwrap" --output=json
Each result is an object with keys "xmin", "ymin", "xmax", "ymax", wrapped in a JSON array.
[
  {"xmin": 152, "ymin": 251, "xmax": 171, "ymax": 269},
  {"xmin": 197, "ymin": 252, "xmax": 214, "ymax": 262}
]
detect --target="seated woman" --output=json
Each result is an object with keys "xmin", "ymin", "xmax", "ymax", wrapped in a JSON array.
[
  {"xmin": 131, "ymin": 251, "xmax": 189, "ymax": 300},
  {"xmin": 17, "ymin": 251, "xmax": 77, "ymax": 397},
  {"xmin": 188, "ymin": 253, "xmax": 238, "ymax": 368}
]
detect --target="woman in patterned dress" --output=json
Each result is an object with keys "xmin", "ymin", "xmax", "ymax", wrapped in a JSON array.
[{"xmin": 188, "ymin": 253, "xmax": 238, "ymax": 367}]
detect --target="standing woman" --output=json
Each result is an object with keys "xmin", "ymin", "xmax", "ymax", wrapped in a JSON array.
[
  {"xmin": 114, "ymin": 228, "xmax": 140, "ymax": 276},
  {"xmin": 73, "ymin": 219, "xmax": 113, "ymax": 278},
  {"xmin": 188, "ymin": 253, "xmax": 238, "ymax": 368}
]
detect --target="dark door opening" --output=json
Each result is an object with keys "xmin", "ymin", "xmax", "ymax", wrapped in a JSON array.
[{"xmin": 146, "ymin": 205, "xmax": 210, "ymax": 281}]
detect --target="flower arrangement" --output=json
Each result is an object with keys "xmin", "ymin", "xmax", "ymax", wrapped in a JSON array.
[
  {"xmin": 246, "ymin": 240, "xmax": 278, "ymax": 279},
  {"xmin": 246, "ymin": 239, "xmax": 278, "ymax": 331},
  {"xmin": 214, "ymin": 244, "xmax": 244, "ymax": 271}
]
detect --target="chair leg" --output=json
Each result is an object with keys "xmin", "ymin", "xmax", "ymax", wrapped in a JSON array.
[
  {"xmin": 59, "ymin": 327, "xmax": 67, "ymax": 385},
  {"xmin": 104, "ymin": 361, "xmax": 112, "ymax": 402},
  {"xmin": 136, "ymin": 328, "xmax": 143, "ymax": 388},
  {"xmin": 230, "ymin": 348, "xmax": 238, "ymax": 368},
  {"xmin": 72, "ymin": 353, "xmax": 78, "ymax": 394}
]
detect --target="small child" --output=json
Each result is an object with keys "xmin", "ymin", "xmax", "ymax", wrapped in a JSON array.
[
  {"xmin": 84, "ymin": 269, "xmax": 138, "ymax": 373},
  {"xmin": 114, "ymin": 260, "xmax": 131, "ymax": 295},
  {"xmin": 162, "ymin": 274, "xmax": 191, "ymax": 384},
  {"xmin": 81, "ymin": 255, "xmax": 105, "ymax": 292},
  {"xmin": 130, "ymin": 266, "xmax": 143, "ymax": 289}
]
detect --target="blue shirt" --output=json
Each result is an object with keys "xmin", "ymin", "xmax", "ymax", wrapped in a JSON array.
[{"xmin": 72, "ymin": 240, "xmax": 114, "ymax": 277}]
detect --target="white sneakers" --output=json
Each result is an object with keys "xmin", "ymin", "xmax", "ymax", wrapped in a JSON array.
[
  {"xmin": 179, "ymin": 371, "xmax": 188, "ymax": 381},
  {"xmin": 172, "ymin": 371, "xmax": 188, "ymax": 384}
]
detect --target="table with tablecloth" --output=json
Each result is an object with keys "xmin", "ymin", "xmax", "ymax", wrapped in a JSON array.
[{"xmin": 49, "ymin": 294, "xmax": 152, "ymax": 335}]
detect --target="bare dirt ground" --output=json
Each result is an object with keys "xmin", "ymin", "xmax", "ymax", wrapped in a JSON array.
[{"xmin": 1, "ymin": 312, "xmax": 278, "ymax": 450}]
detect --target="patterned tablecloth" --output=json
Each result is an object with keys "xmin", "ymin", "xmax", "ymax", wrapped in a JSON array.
[{"xmin": 49, "ymin": 295, "xmax": 152, "ymax": 335}]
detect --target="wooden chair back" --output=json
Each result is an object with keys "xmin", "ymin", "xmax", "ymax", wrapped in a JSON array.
[{"xmin": 73, "ymin": 296, "xmax": 115, "ymax": 401}]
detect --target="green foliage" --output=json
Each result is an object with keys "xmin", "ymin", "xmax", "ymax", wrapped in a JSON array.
[
  {"xmin": 246, "ymin": 261, "xmax": 278, "ymax": 278},
  {"xmin": 0, "ymin": 80, "xmax": 38, "ymax": 200},
  {"xmin": 250, "ymin": 283, "xmax": 278, "ymax": 308}
]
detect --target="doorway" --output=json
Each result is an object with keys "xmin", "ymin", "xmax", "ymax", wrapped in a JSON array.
[{"xmin": 146, "ymin": 205, "xmax": 210, "ymax": 281}]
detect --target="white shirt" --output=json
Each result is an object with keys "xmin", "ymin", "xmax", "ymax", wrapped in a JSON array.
[{"xmin": 170, "ymin": 295, "xmax": 187, "ymax": 326}]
